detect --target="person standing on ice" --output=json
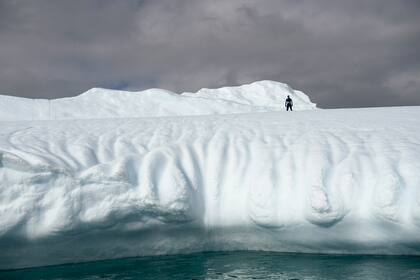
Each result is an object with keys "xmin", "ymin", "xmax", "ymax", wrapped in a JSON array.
[{"xmin": 285, "ymin": 95, "xmax": 293, "ymax": 111}]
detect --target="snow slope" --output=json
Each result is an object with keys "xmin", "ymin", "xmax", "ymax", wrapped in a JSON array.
[
  {"xmin": 0, "ymin": 80, "xmax": 316, "ymax": 121},
  {"xmin": 1, "ymin": 106, "xmax": 420, "ymax": 269}
]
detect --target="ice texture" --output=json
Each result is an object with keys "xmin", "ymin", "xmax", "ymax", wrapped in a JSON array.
[{"xmin": 0, "ymin": 82, "xmax": 420, "ymax": 269}]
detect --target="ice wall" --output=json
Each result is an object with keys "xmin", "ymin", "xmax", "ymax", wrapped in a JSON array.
[{"xmin": 0, "ymin": 106, "xmax": 420, "ymax": 269}]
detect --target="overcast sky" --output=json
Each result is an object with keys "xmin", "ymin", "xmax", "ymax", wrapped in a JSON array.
[{"xmin": 0, "ymin": 0, "xmax": 419, "ymax": 108}]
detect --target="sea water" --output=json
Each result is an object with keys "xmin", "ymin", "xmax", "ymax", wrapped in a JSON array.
[{"xmin": 1, "ymin": 251, "xmax": 420, "ymax": 280}]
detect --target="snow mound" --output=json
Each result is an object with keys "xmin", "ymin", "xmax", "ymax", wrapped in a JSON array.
[
  {"xmin": 0, "ymin": 106, "xmax": 420, "ymax": 269},
  {"xmin": 0, "ymin": 80, "xmax": 316, "ymax": 121}
]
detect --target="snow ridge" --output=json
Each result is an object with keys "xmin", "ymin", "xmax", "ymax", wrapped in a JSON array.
[{"xmin": 0, "ymin": 80, "xmax": 316, "ymax": 121}]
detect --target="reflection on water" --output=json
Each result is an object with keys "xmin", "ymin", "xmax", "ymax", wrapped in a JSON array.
[{"xmin": 1, "ymin": 251, "xmax": 420, "ymax": 280}]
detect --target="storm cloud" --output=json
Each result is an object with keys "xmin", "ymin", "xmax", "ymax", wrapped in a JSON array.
[{"xmin": 0, "ymin": 0, "xmax": 419, "ymax": 108}]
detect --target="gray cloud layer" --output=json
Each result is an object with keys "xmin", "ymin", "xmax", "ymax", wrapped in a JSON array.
[{"xmin": 0, "ymin": 0, "xmax": 419, "ymax": 108}]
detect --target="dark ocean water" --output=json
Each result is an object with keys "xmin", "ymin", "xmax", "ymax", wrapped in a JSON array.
[{"xmin": 1, "ymin": 251, "xmax": 420, "ymax": 280}]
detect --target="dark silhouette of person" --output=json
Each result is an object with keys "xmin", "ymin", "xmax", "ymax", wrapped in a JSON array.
[{"xmin": 285, "ymin": 95, "xmax": 293, "ymax": 111}]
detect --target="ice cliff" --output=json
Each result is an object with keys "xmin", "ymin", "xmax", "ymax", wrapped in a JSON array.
[{"xmin": 0, "ymin": 81, "xmax": 419, "ymax": 269}]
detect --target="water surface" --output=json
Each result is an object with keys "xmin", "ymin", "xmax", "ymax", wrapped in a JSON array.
[{"xmin": 1, "ymin": 251, "xmax": 420, "ymax": 279}]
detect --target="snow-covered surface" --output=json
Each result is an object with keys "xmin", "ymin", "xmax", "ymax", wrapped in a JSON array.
[
  {"xmin": 1, "ymin": 105, "xmax": 420, "ymax": 269},
  {"xmin": 0, "ymin": 81, "xmax": 316, "ymax": 121}
]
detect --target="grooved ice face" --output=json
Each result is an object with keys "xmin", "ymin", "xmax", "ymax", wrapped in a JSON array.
[{"xmin": 0, "ymin": 106, "xmax": 420, "ymax": 269}]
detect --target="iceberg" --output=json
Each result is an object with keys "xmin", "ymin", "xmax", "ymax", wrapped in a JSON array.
[{"xmin": 0, "ymin": 81, "xmax": 420, "ymax": 269}]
